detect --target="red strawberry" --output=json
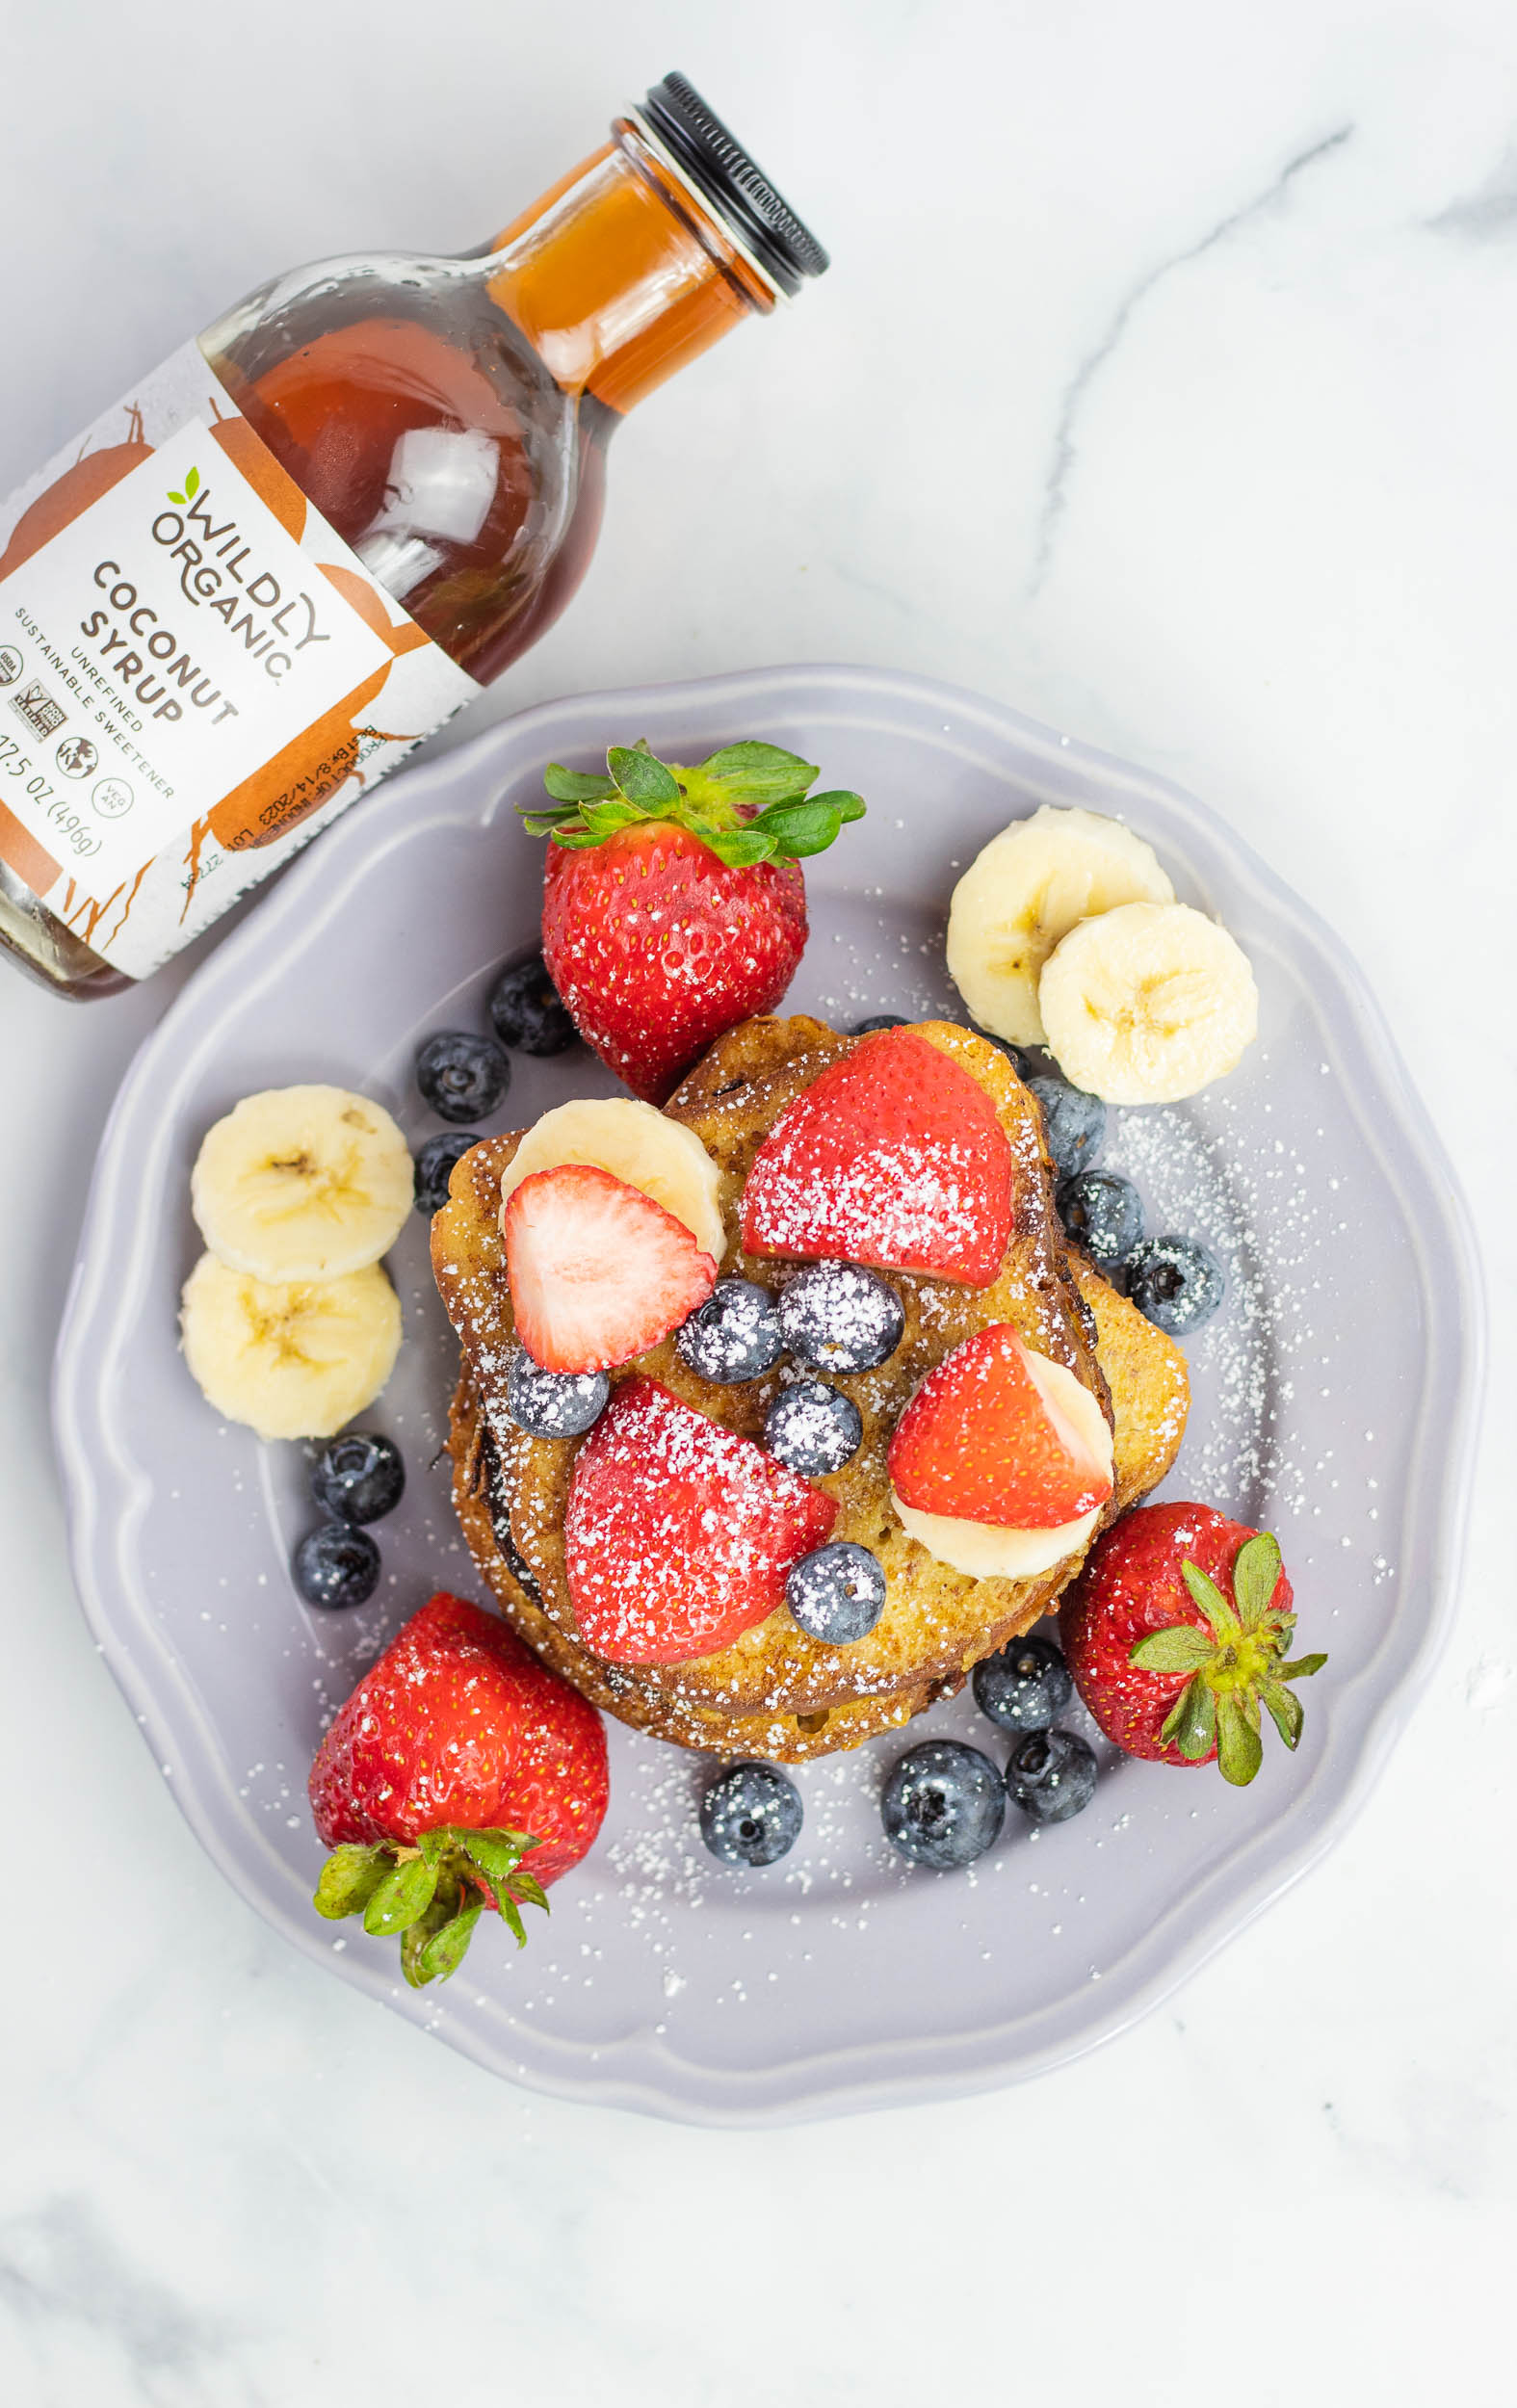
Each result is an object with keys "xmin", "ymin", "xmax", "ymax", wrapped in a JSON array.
[
  {"xmin": 524, "ymin": 739, "xmax": 865, "ymax": 1104},
  {"xmin": 564, "ymin": 1374, "xmax": 837, "ymax": 1663},
  {"xmin": 308, "ymin": 1591, "xmax": 609, "ymax": 1984},
  {"xmin": 503, "ymin": 1163, "xmax": 718, "ymax": 1374},
  {"xmin": 542, "ymin": 825, "xmax": 805, "ymax": 1104},
  {"xmin": 742, "ymin": 1029, "xmax": 1015, "ymax": 1286},
  {"xmin": 1059, "ymin": 1504, "xmax": 1326, "ymax": 1786},
  {"xmin": 888, "ymin": 1323, "xmax": 1112, "ymax": 1527}
]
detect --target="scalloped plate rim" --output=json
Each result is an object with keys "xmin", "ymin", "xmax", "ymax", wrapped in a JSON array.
[{"xmin": 51, "ymin": 662, "xmax": 1486, "ymax": 2124}]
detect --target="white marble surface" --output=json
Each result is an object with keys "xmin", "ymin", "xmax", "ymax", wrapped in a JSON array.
[{"xmin": 1, "ymin": 0, "xmax": 1512, "ymax": 2398}]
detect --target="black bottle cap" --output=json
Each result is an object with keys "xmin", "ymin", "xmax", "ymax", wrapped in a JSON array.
[{"xmin": 641, "ymin": 71, "xmax": 828, "ymax": 297}]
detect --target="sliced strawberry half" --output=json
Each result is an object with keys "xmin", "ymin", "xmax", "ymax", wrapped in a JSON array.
[
  {"xmin": 564, "ymin": 1376, "xmax": 838, "ymax": 1663},
  {"xmin": 503, "ymin": 1165, "xmax": 718, "ymax": 1374},
  {"xmin": 888, "ymin": 1324, "xmax": 1113, "ymax": 1529},
  {"xmin": 740, "ymin": 1028, "xmax": 1014, "ymax": 1286}
]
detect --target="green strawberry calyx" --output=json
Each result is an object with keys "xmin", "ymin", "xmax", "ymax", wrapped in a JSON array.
[
  {"xmin": 1127, "ymin": 1531, "xmax": 1327, "ymax": 1787},
  {"xmin": 312, "ymin": 1824, "xmax": 548, "ymax": 1988},
  {"xmin": 518, "ymin": 738, "xmax": 866, "ymax": 869}
]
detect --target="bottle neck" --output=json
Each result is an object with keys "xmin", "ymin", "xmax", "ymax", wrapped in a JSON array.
[{"xmin": 484, "ymin": 120, "xmax": 777, "ymax": 415}]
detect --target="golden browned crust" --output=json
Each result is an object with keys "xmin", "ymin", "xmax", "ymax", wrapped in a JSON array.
[{"xmin": 432, "ymin": 1016, "xmax": 1190, "ymax": 1761}]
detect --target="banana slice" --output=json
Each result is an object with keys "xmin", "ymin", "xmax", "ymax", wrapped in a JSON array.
[
  {"xmin": 192, "ymin": 1086, "xmax": 412, "ymax": 1281},
  {"xmin": 180, "ymin": 1252, "xmax": 402, "ymax": 1441},
  {"xmin": 497, "ymin": 1098, "xmax": 726, "ymax": 1265},
  {"xmin": 1038, "ymin": 900, "xmax": 1258, "ymax": 1104},
  {"xmin": 947, "ymin": 805, "xmax": 1174, "ymax": 1047},
  {"xmin": 894, "ymin": 1497, "xmax": 1103, "ymax": 1582}
]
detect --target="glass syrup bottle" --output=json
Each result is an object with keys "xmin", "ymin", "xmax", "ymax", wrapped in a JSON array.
[{"xmin": 0, "ymin": 73, "xmax": 826, "ymax": 998}]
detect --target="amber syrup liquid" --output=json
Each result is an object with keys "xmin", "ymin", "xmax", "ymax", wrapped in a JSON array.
[{"xmin": 0, "ymin": 122, "xmax": 771, "ymax": 994}]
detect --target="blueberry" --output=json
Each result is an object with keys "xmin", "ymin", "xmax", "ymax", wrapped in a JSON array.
[
  {"xmin": 488, "ymin": 952, "xmax": 577, "ymax": 1057},
  {"xmin": 1125, "ymin": 1234, "xmax": 1224, "ymax": 1335},
  {"xmin": 507, "ymin": 1348, "xmax": 610, "ymax": 1439},
  {"xmin": 779, "ymin": 1262, "xmax": 904, "ymax": 1374},
  {"xmin": 699, "ymin": 1761, "xmax": 803, "ymax": 1867},
  {"xmin": 413, "ymin": 1130, "xmax": 483, "ymax": 1217},
  {"xmin": 765, "ymin": 1380, "xmax": 862, "ymax": 1476},
  {"xmin": 1006, "ymin": 1727, "xmax": 1098, "ymax": 1824},
  {"xmin": 880, "ymin": 1740, "xmax": 1006, "ymax": 1869},
  {"xmin": 309, "ymin": 1431, "xmax": 405, "ymax": 1525},
  {"xmin": 973, "ymin": 1632, "xmax": 1074, "ymax": 1734},
  {"xmin": 416, "ymin": 1030, "xmax": 510, "ymax": 1124},
  {"xmin": 293, "ymin": 1521, "xmax": 380, "ymax": 1610},
  {"xmin": 850, "ymin": 1012, "xmax": 907, "ymax": 1034},
  {"xmin": 1058, "ymin": 1168, "xmax": 1143, "ymax": 1266},
  {"xmin": 676, "ymin": 1277, "xmax": 784, "ymax": 1385},
  {"xmin": 786, "ymin": 1541, "xmax": 886, "ymax": 1644},
  {"xmin": 1028, "ymin": 1076, "xmax": 1106, "ymax": 1180}
]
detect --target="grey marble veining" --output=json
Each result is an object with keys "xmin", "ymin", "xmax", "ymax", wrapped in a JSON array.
[
  {"xmin": 1028, "ymin": 123, "xmax": 1354, "ymax": 594},
  {"xmin": 1428, "ymin": 145, "xmax": 1517, "ymax": 236}
]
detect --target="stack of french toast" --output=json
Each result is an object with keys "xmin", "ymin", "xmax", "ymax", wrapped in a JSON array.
[{"xmin": 432, "ymin": 1015, "xmax": 1189, "ymax": 1764}]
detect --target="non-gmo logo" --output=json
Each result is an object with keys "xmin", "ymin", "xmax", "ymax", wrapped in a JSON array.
[{"xmin": 9, "ymin": 679, "xmax": 65, "ymax": 740}]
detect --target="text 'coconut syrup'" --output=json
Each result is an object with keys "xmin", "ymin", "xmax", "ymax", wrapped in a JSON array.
[{"xmin": 0, "ymin": 74, "xmax": 826, "ymax": 995}]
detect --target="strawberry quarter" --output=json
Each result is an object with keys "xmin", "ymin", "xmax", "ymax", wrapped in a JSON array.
[{"xmin": 740, "ymin": 1028, "xmax": 1014, "ymax": 1285}]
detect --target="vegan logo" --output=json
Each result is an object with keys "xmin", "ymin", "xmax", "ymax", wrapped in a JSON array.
[
  {"xmin": 92, "ymin": 775, "xmax": 135, "ymax": 820},
  {"xmin": 166, "ymin": 464, "xmax": 202, "ymax": 507}
]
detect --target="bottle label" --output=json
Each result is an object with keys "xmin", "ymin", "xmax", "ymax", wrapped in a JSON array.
[{"xmin": 0, "ymin": 340, "xmax": 479, "ymax": 976}]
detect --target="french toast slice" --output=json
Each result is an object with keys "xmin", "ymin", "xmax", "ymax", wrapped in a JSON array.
[{"xmin": 432, "ymin": 1015, "xmax": 1190, "ymax": 1761}]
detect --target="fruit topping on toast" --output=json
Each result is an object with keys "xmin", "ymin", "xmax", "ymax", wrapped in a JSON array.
[
  {"xmin": 308, "ymin": 1591, "xmax": 608, "ymax": 1985},
  {"xmin": 888, "ymin": 1324, "xmax": 1115, "ymax": 1584},
  {"xmin": 778, "ymin": 1261, "xmax": 904, "ymax": 1372},
  {"xmin": 434, "ymin": 1013, "xmax": 1190, "ymax": 1760},
  {"xmin": 502, "ymin": 1163, "xmax": 718, "ymax": 1374},
  {"xmin": 524, "ymin": 739, "xmax": 866, "ymax": 1102},
  {"xmin": 890, "ymin": 1324, "xmax": 1114, "ymax": 1528},
  {"xmin": 563, "ymin": 1375, "xmax": 838, "ymax": 1663},
  {"xmin": 740, "ymin": 1027, "xmax": 1014, "ymax": 1285},
  {"xmin": 499, "ymin": 1095, "xmax": 726, "ymax": 1263}
]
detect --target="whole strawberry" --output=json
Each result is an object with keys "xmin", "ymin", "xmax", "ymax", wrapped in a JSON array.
[
  {"xmin": 525, "ymin": 740, "xmax": 864, "ymax": 1102},
  {"xmin": 1059, "ymin": 1503, "xmax": 1325, "ymax": 1786},
  {"xmin": 308, "ymin": 1591, "xmax": 609, "ymax": 1985}
]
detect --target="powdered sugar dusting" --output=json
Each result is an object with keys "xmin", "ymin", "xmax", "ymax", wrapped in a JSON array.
[
  {"xmin": 751, "ymin": 1136, "xmax": 1001, "ymax": 1271},
  {"xmin": 742, "ymin": 1031, "xmax": 1013, "ymax": 1282},
  {"xmin": 563, "ymin": 1375, "xmax": 835, "ymax": 1661},
  {"xmin": 1103, "ymin": 1074, "xmax": 1291, "ymax": 1521}
]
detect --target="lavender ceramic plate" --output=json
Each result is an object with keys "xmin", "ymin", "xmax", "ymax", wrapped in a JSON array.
[{"xmin": 53, "ymin": 665, "xmax": 1483, "ymax": 2124}]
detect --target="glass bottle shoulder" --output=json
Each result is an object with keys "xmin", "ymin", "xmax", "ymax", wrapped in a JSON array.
[{"xmin": 199, "ymin": 249, "xmax": 586, "ymax": 674}]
